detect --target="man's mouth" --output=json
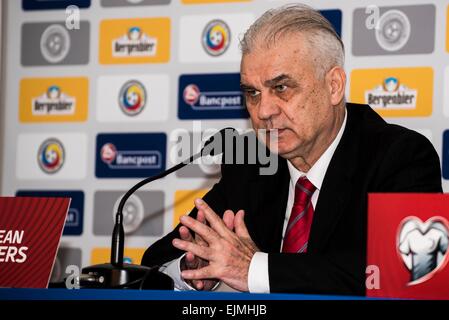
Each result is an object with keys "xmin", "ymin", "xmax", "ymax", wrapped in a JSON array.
[{"xmin": 266, "ymin": 128, "xmax": 286, "ymax": 135}]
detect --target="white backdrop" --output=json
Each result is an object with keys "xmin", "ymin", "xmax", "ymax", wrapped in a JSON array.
[{"xmin": 0, "ymin": 0, "xmax": 447, "ymax": 281}]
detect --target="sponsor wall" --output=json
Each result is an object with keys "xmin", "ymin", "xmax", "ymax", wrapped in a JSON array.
[{"xmin": 0, "ymin": 0, "xmax": 447, "ymax": 283}]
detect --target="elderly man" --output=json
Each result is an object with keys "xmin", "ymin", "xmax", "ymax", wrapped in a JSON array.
[{"xmin": 142, "ymin": 4, "xmax": 442, "ymax": 295}]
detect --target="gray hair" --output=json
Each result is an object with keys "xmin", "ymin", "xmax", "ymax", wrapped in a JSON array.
[{"xmin": 240, "ymin": 4, "xmax": 345, "ymax": 78}]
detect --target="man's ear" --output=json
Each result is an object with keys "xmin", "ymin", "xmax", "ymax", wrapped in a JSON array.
[{"xmin": 327, "ymin": 66, "xmax": 346, "ymax": 106}]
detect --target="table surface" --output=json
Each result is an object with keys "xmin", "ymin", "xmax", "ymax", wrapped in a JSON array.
[{"xmin": 0, "ymin": 288, "xmax": 373, "ymax": 300}]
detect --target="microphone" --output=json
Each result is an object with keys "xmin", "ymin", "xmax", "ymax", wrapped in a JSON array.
[{"xmin": 79, "ymin": 128, "xmax": 237, "ymax": 289}]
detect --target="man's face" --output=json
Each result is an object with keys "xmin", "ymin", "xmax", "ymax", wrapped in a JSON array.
[{"xmin": 240, "ymin": 32, "xmax": 339, "ymax": 161}]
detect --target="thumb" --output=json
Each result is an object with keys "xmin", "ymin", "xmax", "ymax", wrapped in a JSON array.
[{"xmin": 234, "ymin": 210, "xmax": 250, "ymax": 238}]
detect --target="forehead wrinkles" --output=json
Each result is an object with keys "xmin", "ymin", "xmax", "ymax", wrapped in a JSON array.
[
  {"xmin": 254, "ymin": 30, "xmax": 312, "ymax": 60},
  {"xmin": 243, "ymin": 34, "xmax": 313, "ymax": 72}
]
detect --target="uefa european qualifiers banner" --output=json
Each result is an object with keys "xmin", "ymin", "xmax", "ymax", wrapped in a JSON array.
[
  {"xmin": 95, "ymin": 133, "xmax": 166, "ymax": 178},
  {"xmin": 0, "ymin": 197, "xmax": 70, "ymax": 288}
]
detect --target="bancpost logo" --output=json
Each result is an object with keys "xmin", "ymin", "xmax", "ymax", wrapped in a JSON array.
[
  {"xmin": 353, "ymin": 4, "xmax": 435, "ymax": 56},
  {"xmin": 173, "ymin": 190, "xmax": 209, "ymax": 228},
  {"xmin": 20, "ymin": 77, "xmax": 88, "ymax": 123},
  {"xmin": 178, "ymin": 73, "xmax": 248, "ymax": 119},
  {"xmin": 99, "ymin": 18, "xmax": 170, "ymax": 64},
  {"xmin": 350, "ymin": 67, "xmax": 433, "ymax": 117},
  {"xmin": 16, "ymin": 191, "xmax": 84, "ymax": 236},
  {"xmin": 91, "ymin": 248, "xmax": 145, "ymax": 265},
  {"xmin": 95, "ymin": 133, "xmax": 166, "ymax": 178}
]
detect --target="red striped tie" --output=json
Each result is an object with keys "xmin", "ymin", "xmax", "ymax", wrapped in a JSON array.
[{"xmin": 282, "ymin": 176, "xmax": 316, "ymax": 253}]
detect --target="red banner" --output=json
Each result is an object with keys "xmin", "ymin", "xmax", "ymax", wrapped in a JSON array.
[
  {"xmin": 0, "ymin": 197, "xmax": 70, "ymax": 288},
  {"xmin": 367, "ymin": 193, "xmax": 449, "ymax": 299}
]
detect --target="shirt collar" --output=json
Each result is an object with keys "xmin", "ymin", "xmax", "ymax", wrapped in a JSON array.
[{"xmin": 287, "ymin": 109, "xmax": 347, "ymax": 191}]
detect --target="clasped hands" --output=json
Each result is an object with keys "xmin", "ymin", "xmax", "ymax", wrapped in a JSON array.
[{"xmin": 172, "ymin": 198, "xmax": 259, "ymax": 292}]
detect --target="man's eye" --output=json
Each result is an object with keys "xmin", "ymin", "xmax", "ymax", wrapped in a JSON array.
[
  {"xmin": 246, "ymin": 90, "xmax": 260, "ymax": 98},
  {"xmin": 275, "ymin": 85, "xmax": 287, "ymax": 93}
]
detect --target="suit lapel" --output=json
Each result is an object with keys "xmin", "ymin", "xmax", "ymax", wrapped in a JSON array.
[{"xmin": 308, "ymin": 104, "xmax": 360, "ymax": 252}]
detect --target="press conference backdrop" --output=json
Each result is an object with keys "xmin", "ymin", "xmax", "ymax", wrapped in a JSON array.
[{"xmin": 0, "ymin": 0, "xmax": 448, "ymax": 283}]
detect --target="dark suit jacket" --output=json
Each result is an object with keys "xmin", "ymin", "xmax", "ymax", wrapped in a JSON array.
[{"xmin": 142, "ymin": 103, "xmax": 442, "ymax": 295}]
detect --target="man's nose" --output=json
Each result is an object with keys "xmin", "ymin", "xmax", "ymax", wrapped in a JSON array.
[{"xmin": 257, "ymin": 93, "xmax": 280, "ymax": 121}]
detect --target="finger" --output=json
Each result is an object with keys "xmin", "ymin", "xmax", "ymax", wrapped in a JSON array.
[
  {"xmin": 197, "ymin": 209, "xmax": 206, "ymax": 224},
  {"xmin": 234, "ymin": 210, "xmax": 250, "ymax": 238},
  {"xmin": 194, "ymin": 198, "xmax": 232, "ymax": 237},
  {"xmin": 179, "ymin": 225, "xmax": 193, "ymax": 242},
  {"xmin": 182, "ymin": 255, "xmax": 205, "ymax": 289},
  {"xmin": 223, "ymin": 210, "xmax": 235, "ymax": 230},
  {"xmin": 194, "ymin": 210, "xmax": 208, "ymax": 247},
  {"xmin": 181, "ymin": 265, "xmax": 216, "ymax": 281},
  {"xmin": 179, "ymin": 215, "xmax": 218, "ymax": 244},
  {"xmin": 173, "ymin": 238, "xmax": 211, "ymax": 261},
  {"xmin": 185, "ymin": 251, "xmax": 199, "ymax": 269},
  {"xmin": 193, "ymin": 280, "xmax": 204, "ymax": 290}
]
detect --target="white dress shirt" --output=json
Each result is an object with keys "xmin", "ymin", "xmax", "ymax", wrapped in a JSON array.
[{"xmin": 161, "ymin": 110, "xmax": 347, "ymax": 292}]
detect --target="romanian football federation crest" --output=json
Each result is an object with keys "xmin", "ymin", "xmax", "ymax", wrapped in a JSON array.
[
  {"xmin": 201, "ymin": 20, "xmax": 230, "ymax": 56},
  {"xmin": 118, "ymin": 80, "xmax": 146, "ymax": 116},
  {"xmin": 37, "ymin": 138, "xmax": 65, "ymax": 174}
]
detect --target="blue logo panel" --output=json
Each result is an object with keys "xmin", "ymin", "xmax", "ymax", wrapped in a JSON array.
[
  {"xmin": 320, "ymin": 9, "xmax": 342, "ymax": 37},
  {"xmin": 178, "ymin": 73, "xmax": 249, "ymax": 120},
  {"xmin": 16, "ymin": 190, "xmax": 84, "ymax": 236},
  {"xmin": 96, "ymin": 133, "xmax": 167, "ymax": 178},
  {"xmin": 442, "ymin": 130, "xmax": 449, "ymax": 179},
  {"xmin": 23, "ymin": 0, "xmax": 90, "ymax": 10}
]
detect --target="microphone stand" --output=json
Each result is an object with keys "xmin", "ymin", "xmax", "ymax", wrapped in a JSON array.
[{"xmin": 79, "ymin": 132, "xmax": 223, "ymax": 289}]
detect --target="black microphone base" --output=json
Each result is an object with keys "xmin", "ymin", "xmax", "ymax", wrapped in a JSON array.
[{"xmin": 80, "ymin": 263, "xmax": 174, "ymax": 290}]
